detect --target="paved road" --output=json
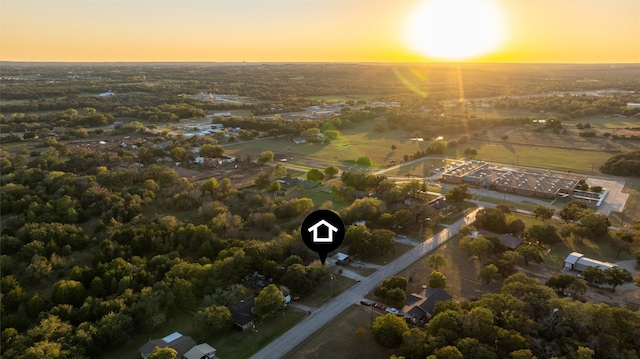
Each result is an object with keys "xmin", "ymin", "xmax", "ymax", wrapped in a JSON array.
[{"xmin": 250, "ymin": 208, "xmax": 481, "ymax": 359}]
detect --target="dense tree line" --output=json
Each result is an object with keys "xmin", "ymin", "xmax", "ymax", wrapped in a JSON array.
[
  {"xmin": 378, "ymin": 273, "xmax": 640, "ymax": 359},
  {"xmin": 600, "ymin": 151, "xmax": 640, "ymax": 177}
]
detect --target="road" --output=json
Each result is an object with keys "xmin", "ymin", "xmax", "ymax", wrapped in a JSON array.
[{"xmin": 250, "ymin": 208, "xmax": 481, "ymax": 359}]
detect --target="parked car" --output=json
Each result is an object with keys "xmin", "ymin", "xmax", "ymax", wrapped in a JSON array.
[
  {"xmin": 386, "ymin": 307, "xmax": 400, "ymax": 315},
  {"xmin": 360, "ymin": 300, "xmax": 372, "ymax": 306},
  {"xmin": 373, "ymin": 303, "xmax": 386, "ymax": 310}
]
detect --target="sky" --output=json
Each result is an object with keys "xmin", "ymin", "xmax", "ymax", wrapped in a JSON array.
[{"xmin": 1, "ymin": 0, "xmax": 639, "ymax": 63}]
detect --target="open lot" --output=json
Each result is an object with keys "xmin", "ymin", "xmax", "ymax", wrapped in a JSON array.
[{"xmin": 282, "ymin": 305, "xmax": 390, "ymax": 359}]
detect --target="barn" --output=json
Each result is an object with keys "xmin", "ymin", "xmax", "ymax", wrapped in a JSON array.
[{"xmin": 563, "ymin": 252, "xmax": 616, "ymax": 272}]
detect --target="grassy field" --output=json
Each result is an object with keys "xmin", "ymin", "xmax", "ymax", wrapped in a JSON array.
[
  {"xmin": 285, "ymin": 184, "xmax": 351, "ymax": 211},
  {"xmin": 466, "ymin": 107, "xmax": 545, "ymax": 119},
  {"xmin": 282, "ymin": 305, "xmax": 391, "ymax": 359},
  {"xmin": 302, "ymin": 94, "xmax": 378, "ymax": 102},
  {"xmin": 213, "ymin": 308, "xmax": 306, "ymax": 359},
  {"xmin": 448, "ymin": 141, "xmax": 613, "ymax": 174},
  {"xmin": 296, "ymin": 273, "xmax": 358, "ymax": 309}
]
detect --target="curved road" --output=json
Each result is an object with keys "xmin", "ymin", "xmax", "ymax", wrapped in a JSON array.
[{"xmin": 250, "ymin": 208, "xmax": 481, "ymax": 359}]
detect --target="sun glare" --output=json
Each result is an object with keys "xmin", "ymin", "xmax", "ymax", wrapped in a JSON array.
[{"xmin": 405, "ymin": 0, "xmax": 506, "ymax": 61}]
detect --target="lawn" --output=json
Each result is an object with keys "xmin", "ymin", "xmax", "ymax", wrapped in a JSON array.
[
  {"xmin": 286, "ymin": 185, "xmax": 351, "ymax": 211},
  {"xmin": 295, "ymin": 272, "xmax": 358, "ymax": 309},
  {"xmin": 449, "ymin": 140, "xmax": 613, "ymax": 174},
  {"xmin": 399, "ymin": 234, "xmax": 502, "ymax": 301},
  {"xmin": 213, "ymin": 308, "xmax": 306, "ymax": 359},
  {"xmin": 368, "ymin": 242, "xmax": 415, "ymax": 266},
  {"xmin": 282, "ymin": 304, "xmax": 391, "ymax": 359}
]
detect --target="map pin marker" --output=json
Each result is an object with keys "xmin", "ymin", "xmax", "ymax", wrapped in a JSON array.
[{"xmin": 300, "ymin": 210, "xmax": 345, "ymax": 265}]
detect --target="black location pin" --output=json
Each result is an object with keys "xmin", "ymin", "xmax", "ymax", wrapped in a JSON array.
[{"xmin": 300, "ymin": 210, "xmax": 345, "ymax": 265}]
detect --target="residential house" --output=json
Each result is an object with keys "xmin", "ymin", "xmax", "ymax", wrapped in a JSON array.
[
  {"xmin": 333, "ymin": 252, "xmax": 351, "ymax": 265},
  {"xmin": 403, "ymin": 288, "xmax": 452, "ymax": 322},
  {"xmin": 229, "ymin": 299, "xmax": 257, "ymax": 331},
  {"xmin": 474, "ymin": 230, "xmax": 523, "ymax": 250},
  {"xmin": 139, "ymin": 332, "xmax": 196, "ymax": 359}
]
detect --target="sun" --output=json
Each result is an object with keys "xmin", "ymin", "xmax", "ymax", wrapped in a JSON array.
[{"xmin": 405, "ymin": 0, "xmax": 507, "ymax": 61}]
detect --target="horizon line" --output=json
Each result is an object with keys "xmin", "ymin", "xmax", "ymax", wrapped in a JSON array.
[{"xmin": 2, "ymin": 60, "xmax": 640, "ymax": 65}]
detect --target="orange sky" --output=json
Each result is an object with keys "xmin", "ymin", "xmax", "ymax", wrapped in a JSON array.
[{"xmin": 1, "ymin": 0, "xmax": 638, "ymax": 63}]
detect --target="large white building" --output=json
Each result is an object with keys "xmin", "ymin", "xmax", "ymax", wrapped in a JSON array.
[{"xmin": 564, "ymin": 252, "xmax": 616, "ymax": 272}]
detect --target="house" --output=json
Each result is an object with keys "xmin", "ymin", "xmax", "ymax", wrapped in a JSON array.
[
  {"xmin": 99, "ymin": 90, "xmax": 115, "ymax": 97},
  {"xmin": 183, "ymin": 343, "xmax": 218, "ymax": 359},
  {"xmin": 403, "ymin": 288, "xmax": 452, "ymax": 322},
  {"xmin": 333, "ymin": 252, "xmax": 350, "ymax": 265},
  {"xmin": 229, "ymin": 298, "xmax": 257, "ymax": 331},
  {"xmin": 308, "ymin": 219, "xmax": 339, "ymax": 243},
  {"xmin": 564, "ymin": 252, "xmax": 616, "ymax": 272},
  {"xmin": 428, "ymin": 196, "xmax": 453, "ymax": 212},
  {"xmin": 139, "ymin": 332, "xmax": 196, "ymax": 359}
]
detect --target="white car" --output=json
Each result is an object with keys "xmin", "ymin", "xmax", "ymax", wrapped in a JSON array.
[{"xmin": 386, "ymin": 307, "xmax": 400, "ymax": 315}]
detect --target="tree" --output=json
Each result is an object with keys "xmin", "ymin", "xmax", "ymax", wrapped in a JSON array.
[
  {"xmin": 478, "ymin": 264, "xmax": 500, "ymax": 284},
  {"xmin": 433, "ymin": 345, "xmax": 464, "ymax": 359},
  {"xmin": 257, "ymin": 151, "xmax": 274, "ymax": 165},
  {"xmin": 613, "ymin": 229, "xmax": 634, "ymax": 258},
  {"xmin": 579, "ymin": 211, "xmax": 610, "ymax": 237},
  {"xmin": 603, "ymin": 266, "xmax": 633, "ymax": 292},
  {"xmin": 545, "ymin": 274, "xmax": 587, "ymax": 297},
  {"xmin": 445, "ymin": 184, "xmax": 471, "ymax": 204},
  {"xmin": 532, "ymin": 205, "xmax": 555, "ymax": 222},
  {"xmin": 272, "ymin": 163, "xmax": 288, "ymax": 178},
  {"xmin": 371, "ymin": 313, "xmax": 409, "ymax": 348},
  {"xmin": 370, "ymin": 229, "xmax": 395, "ymax": 256},
  {"xmin": 148, "ymin": 347, "xmax": 177, "ymax": 359},
  {"xmin": 581, "ymin": 266, "xmax": 605, "ymax": 284},
  {"xmin": 200, "ymin": 178, "xmax": 218, "ymax": 194},
  {"xmin": 254, "ymin": 284, "xmax": 286, "ymax": 318},
  {"xmin": 463, "ymin": 148, "xmax": 478, "ymax": 158},
  {"xmin": 429, "ymin": 271, "xmax": 446, "ymax": 289},
  {"xmin": 460, "ymin": 236, "xmax": 494, "ymax": 259},
  {"xmin": 524, "ymin": 225, "xmax": 561, "ymax": 246},
  {"xmin": 515, "ymin": 245, "xmax": 544, "ymax": 265},
  {"xmin": 391, "ymin": 144, "xmax": 397, "ymax": 151},
  {"xmin": 195, "ymin": 305, "xmax": 232, "ymax": 334},
  {"xmin": 427, "ymin": 254, "xmax": 447, "ymax": 271},
  {"xmin": 51, "ymin": 280, "xmax": 87, "ymax": 307},
  {"xmin": 558, "ymin": 201, "xmax": 587, "ymax": 223},
  {"xmin": 399, "ymin": 328, "xmax": 427, "ymax": 359},
  {"xmin": 324, "ymin": 165, "xmax": 339, "ymax": 178},
  {"xmin": 254, "ymin": 171, "xmax": 271, "ymax": 189},
  {"xmin": 306, "ymin": 168, "xmax": 325, "ymax": 182},
  {"xmin": 281, "ymin": 264, "xmax": 313, "ymax": 295},
  {"xmin": 356, "ymin": 156, "xmax": 372, "ymax": 166},
  {"xmin": 199, "ymin": 144, "xmax": 224, "ymax": 158},
  {"xmin": 501, "ymin": 134, "xmax": 509, "ymax": 141}
]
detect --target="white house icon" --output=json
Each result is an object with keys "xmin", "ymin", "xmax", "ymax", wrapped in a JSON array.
[{"xmin": 308, "ymin": 219, "xmax": 339, "ymax": 243}]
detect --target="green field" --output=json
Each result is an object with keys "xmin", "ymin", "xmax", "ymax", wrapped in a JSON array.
[
  {"xmin": 302, "ymin": 94, "xmax": 378, "ymax": 102},
  {"xmin": 448, "ymin": 141, "xmax": 613, "ymax": 174}
]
